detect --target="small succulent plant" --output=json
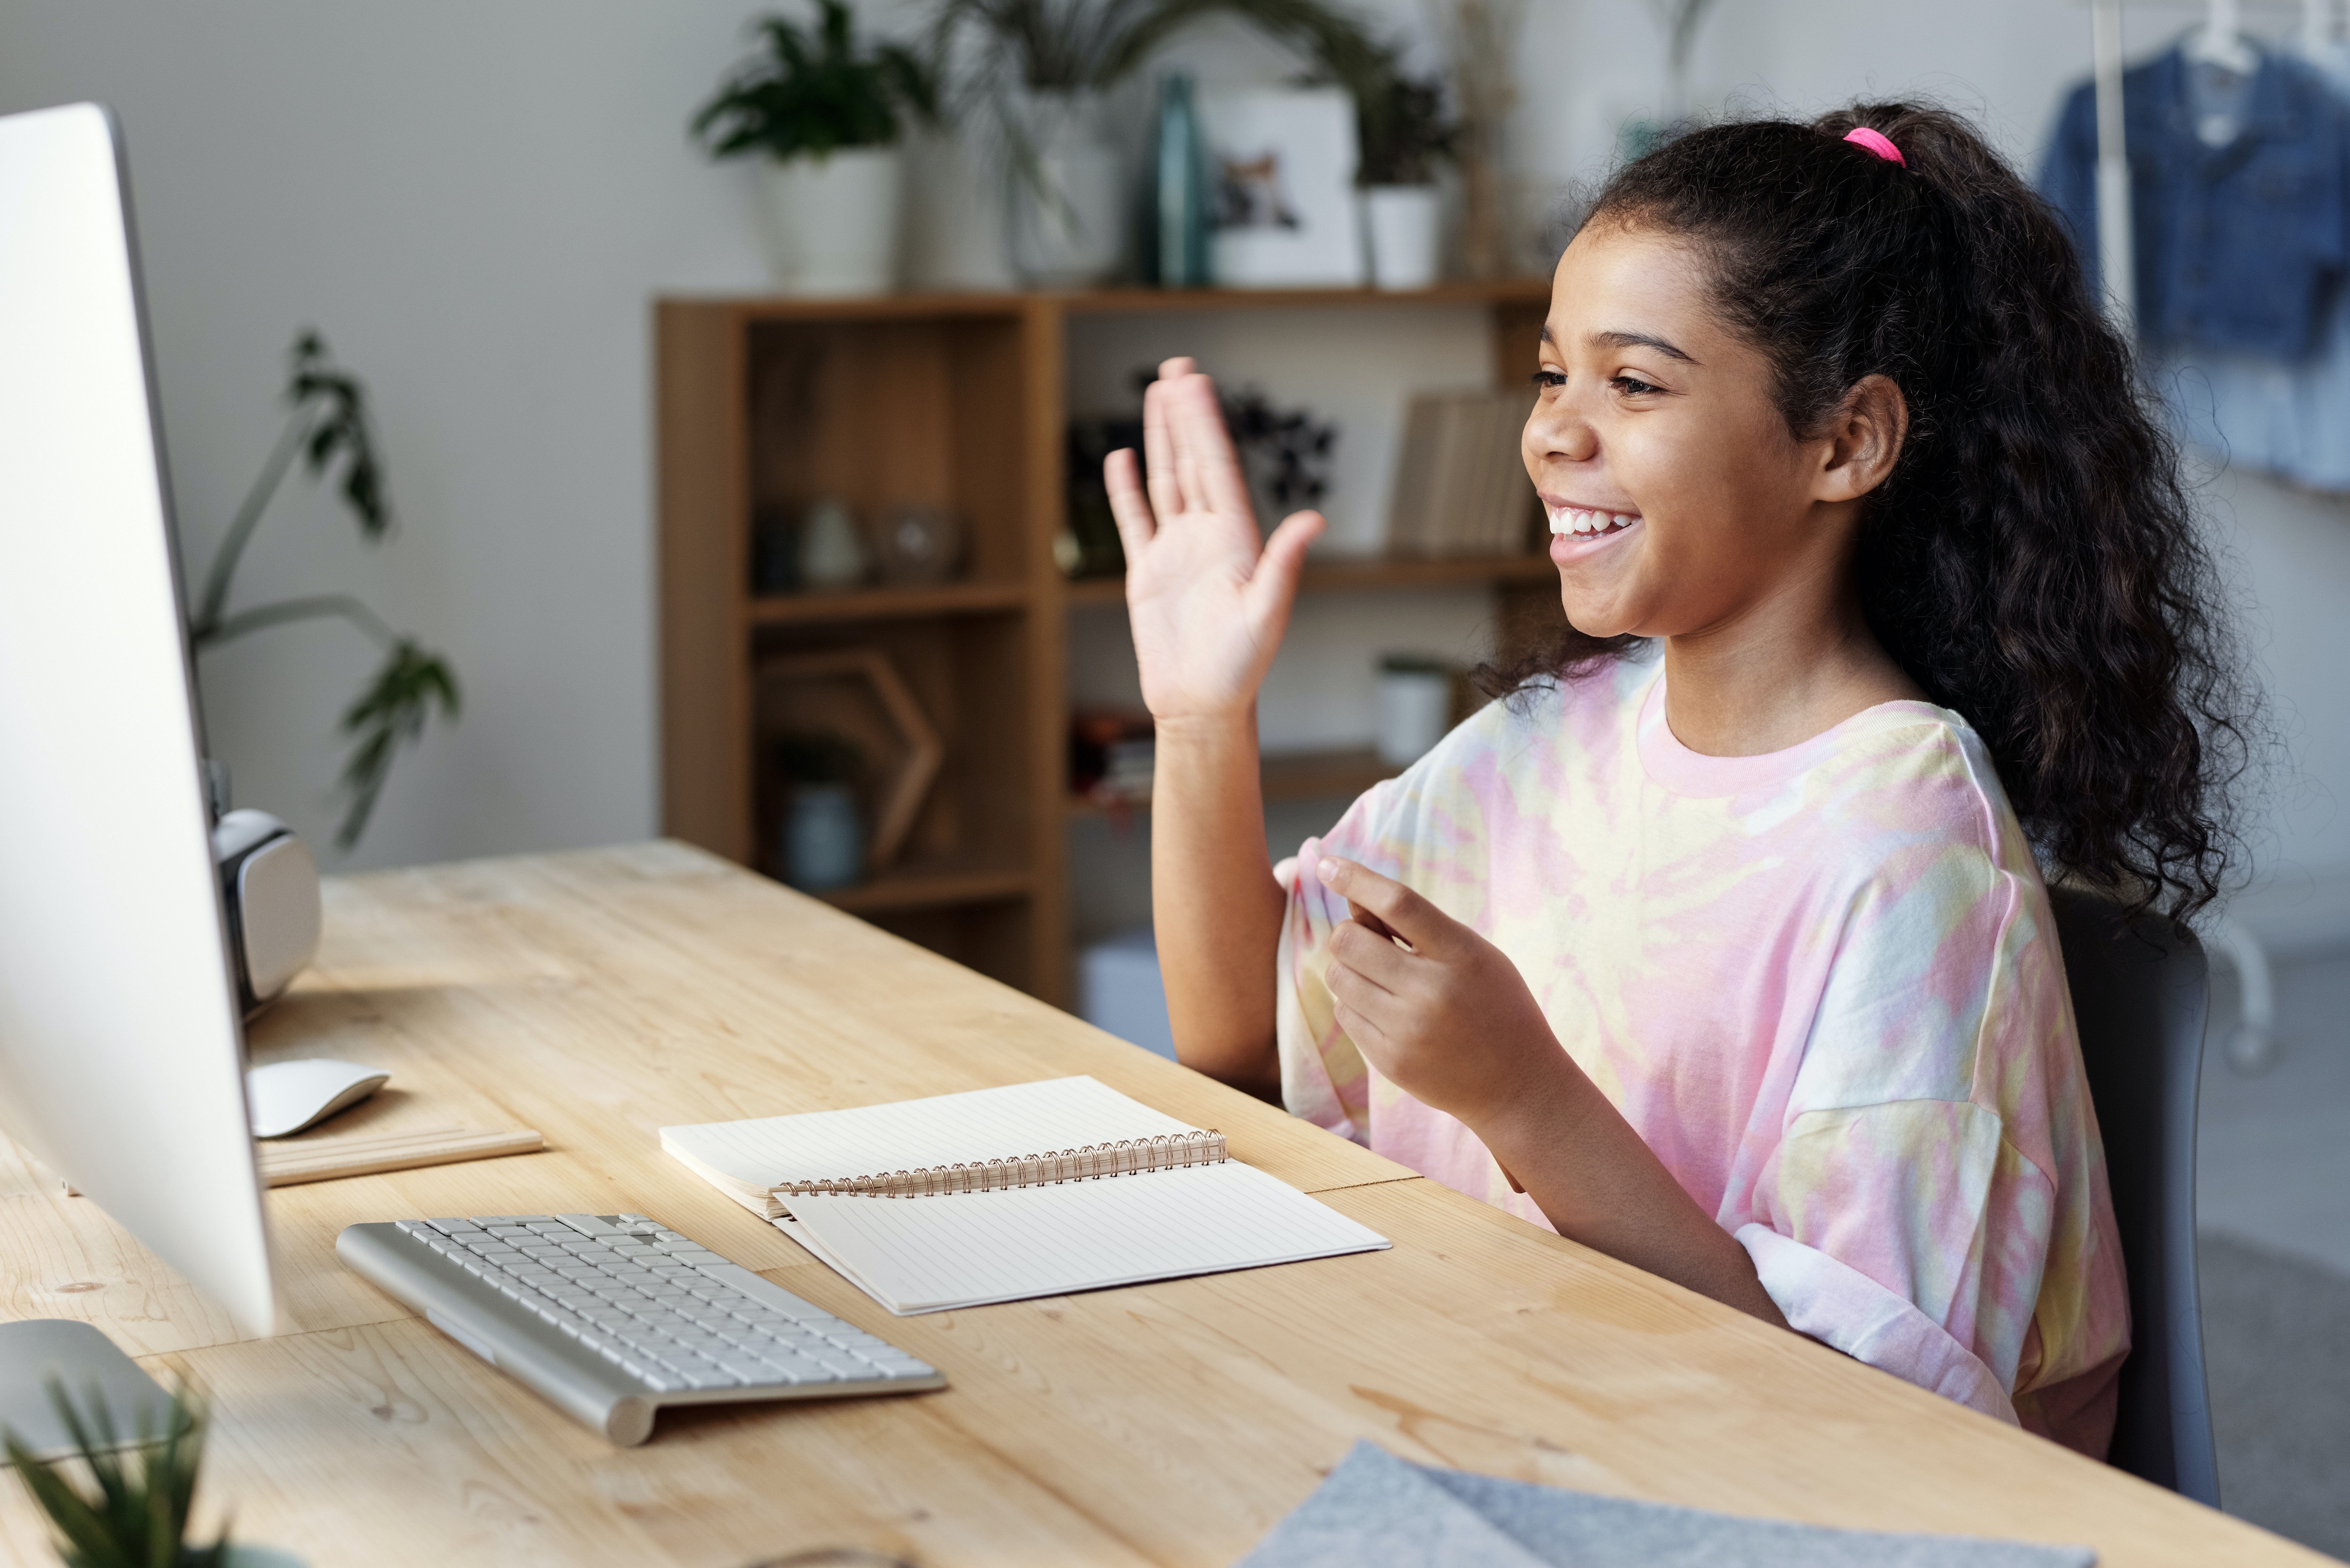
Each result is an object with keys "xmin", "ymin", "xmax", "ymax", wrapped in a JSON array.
[{"xmin": 2, "ymin": 1378, "xmax": 231, "ymax": 1568}]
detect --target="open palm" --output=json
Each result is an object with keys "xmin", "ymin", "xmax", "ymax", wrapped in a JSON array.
[{"xmin": 1105, "ymin": 358, "xmax": 1325, "ymax": 724}]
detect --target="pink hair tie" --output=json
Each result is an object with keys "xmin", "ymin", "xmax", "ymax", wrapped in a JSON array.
[{"xmin": 1844, "ymin": 126, "xmax": 1905, "ymax": 167}]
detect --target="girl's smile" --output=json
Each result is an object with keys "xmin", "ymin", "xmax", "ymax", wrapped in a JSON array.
[{"xmin": 1543, "ymin": 497, "xmax": 1643, "ymax": 567}]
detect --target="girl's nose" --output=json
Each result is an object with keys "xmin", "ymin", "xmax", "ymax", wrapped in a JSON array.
[{"xmin": 1525, "ymin": 400, "xmax": 1599, "ymax": 467}]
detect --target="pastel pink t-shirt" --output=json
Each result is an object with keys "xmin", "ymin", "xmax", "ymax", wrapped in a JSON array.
[{"xmin": 1276, "ymin": 656, "xmax": 2130, "ymax": 1455}]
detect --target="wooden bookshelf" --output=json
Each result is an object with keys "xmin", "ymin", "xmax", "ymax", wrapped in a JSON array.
[{"xmin": 657, "ymin": 279, "xmax": 1559, "ymax": 1006}]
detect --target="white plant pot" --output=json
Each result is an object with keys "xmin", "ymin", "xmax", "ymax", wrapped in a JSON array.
[
  {"xmin": 1008, "ymin": 90, "xmax": 1125, "ymax": 288},
  {"xmin": 755, "ymin": 147, "xmax": 903, "ymax": 298},
  {"xmin": 1363, "ymin": 185, "xmax": 1443, "ymax": 292}
]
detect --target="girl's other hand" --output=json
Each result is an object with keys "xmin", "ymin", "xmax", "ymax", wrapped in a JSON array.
[
  {"xmin": 1105, "ymin": 358, "xmax": 1326, "ymax": 726},
  {"xmin": 1316, "ymin": 856, "xmax": 1579, "ymax": 1130}
]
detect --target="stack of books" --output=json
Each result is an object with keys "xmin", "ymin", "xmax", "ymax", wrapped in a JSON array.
[{"xmin": 1383, "ymin": 390, "xmax": 1543, "ymax": 558}]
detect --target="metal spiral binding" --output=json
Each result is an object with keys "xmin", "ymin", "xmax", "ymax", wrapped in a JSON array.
[{"xmin": 774, "ymin": 1129, "xmax": 1229, "ymax": 1200}]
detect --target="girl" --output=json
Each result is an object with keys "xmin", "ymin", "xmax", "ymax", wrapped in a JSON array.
[{"xmin": 1102, "ymin": 103, "xmax": 2245, "ymax": 1459}]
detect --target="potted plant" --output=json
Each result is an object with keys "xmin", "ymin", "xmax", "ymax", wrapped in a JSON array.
[
  {"xmin": 925, "ymin": 0, "xmax": 1383, "ymax": 287},
  {"xmin": 694, "ymin": 0, "xmax": 938, "ymax": 296},
  {"xmin": 1355, "ymin": 72, "xmax": 1456, "ymax": 289},
  {"xmin": 3, "ymin": 1379, "xmax": 301, "ymax": 1567}
]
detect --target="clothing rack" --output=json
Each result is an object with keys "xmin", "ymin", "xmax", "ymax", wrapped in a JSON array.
[
  {"xmin": 2085, "ymin": 0, "xmax": 2335, "ymax": 328},
  {"xmin": 2079, "ymin": 0, "xmax": 2310, "ymax": 1073}
]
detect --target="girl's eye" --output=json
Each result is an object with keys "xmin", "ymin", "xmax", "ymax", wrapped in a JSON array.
[
  {"xmin": 1529, "ymin": 369, "xmax": 1567, "ymax": 391},
  {"xmin": 1610, "ymin": 374, "xmax": 1664, "ymax": 397}
]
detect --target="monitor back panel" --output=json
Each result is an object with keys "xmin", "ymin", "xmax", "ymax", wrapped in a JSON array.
[{"xmin": 0, "ymin": 103, "xmax": 276, "ymax": 1336}]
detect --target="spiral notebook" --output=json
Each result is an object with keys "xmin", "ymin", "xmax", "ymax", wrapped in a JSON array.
[{"xmin": 658, "ymin": 1076, "xmax": 1390, "ymax": 1315}]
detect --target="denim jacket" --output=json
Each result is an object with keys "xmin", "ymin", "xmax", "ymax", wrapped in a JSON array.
[{"xmin": 2040, "ymin": 47, "xmax": 2350, "ymax": 359}]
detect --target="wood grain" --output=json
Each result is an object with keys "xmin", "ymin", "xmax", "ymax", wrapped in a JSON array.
[
  {"xmin": 656, "ymin": 301, "xmax": 754, "ymax": 864},
  {"xmin": 2, "ymin": 845, "xmax": 2319, "ymax": 1567},
  {"xmin": 254, "ymin": 1126, "xmax": 544, "ymax": 1188}
]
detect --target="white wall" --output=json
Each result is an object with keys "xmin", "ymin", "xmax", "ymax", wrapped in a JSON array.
[
  {"xmin": 1, "ymin": 1, "xmax": 775, "ymax": 870},
  {"xmin": 6, "ymin": 0, "xmax": 2347, "ymax": 912}
]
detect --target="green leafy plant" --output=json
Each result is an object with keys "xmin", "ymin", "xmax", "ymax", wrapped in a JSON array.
[
  {"xmin": 1354, "ymin": 72, "xmax": 1456, "ymax": 187},
  {"xmin": 188, "ymin": 330, "xmax": 461, "ymax": 851},
  {"xmin": 2, "ymin": 1379, "xmax": 230, "ymax": 1568},
  {"xmin": 693, "ymin": 0, "xmax": 939, "ymax": 161}
]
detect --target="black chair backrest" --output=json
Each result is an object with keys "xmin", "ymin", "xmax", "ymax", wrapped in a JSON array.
[{"xmin": 2046, "ymin": 886, "xmax": 2219, "ymax": 1505}]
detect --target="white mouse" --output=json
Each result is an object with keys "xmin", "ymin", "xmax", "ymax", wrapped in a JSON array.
[{"xmin": 246, "ymin": 1057, "xmax": 389, "ymax": 1139}]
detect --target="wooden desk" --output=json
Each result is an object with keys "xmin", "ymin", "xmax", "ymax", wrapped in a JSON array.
[{"xmin": 0, "ymin": 844, "xmax": 2324, "ymax": 1566}]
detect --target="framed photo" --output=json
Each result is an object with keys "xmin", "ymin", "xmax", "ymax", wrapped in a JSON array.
[{"xmin": 1200, "ymin": 87, "xmax": 1365, "ymax": 288}]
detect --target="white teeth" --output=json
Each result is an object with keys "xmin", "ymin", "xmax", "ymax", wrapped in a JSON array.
[{"xmin": 1547, "ymin": 506, "xmax": 1640, "ymax": 537}]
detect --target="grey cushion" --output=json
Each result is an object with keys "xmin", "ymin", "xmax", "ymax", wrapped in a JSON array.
[{"xmin": 1237, "ymin": 1442, "xmax": 2096, "ymax": 1568}]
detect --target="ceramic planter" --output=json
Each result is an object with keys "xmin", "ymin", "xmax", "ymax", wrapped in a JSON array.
[
  {"xmin": 755, "ymin": 147, "xmax": 903, "ymax": 297},
  {"xmin": 1363, "ymin": 185, "xmax": 1442, "ymax": 291}
]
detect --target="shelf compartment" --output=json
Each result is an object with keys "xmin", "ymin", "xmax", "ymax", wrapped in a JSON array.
[
  {"xmin": 753, "ymin": 613, "xmax": 1034, "ymax": 922},
  {"xmin": 864, "ymin": 894, "xmax": 1035, "ymax": 992},
  {"xmin": 749, "ymin": 581, "xmax": 1029, "ymax": 625},
  {"xmin": 747, "ymin": 315, "xmax": 1031, "ymax": 587},
  {"xmin": 817, "ymin": 860, "xmax": 1034, "ymax": 914},
  {"xmin": 1062, "ymin": 552, "xmax": 1557, "ymax": 607},
  {"xmin": 1066, "ymin": 745, "xmax": 1401, "ymax": 818}
]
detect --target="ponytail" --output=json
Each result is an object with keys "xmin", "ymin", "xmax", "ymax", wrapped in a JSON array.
[{"xmin": 1484, "ymin": 103, "xmax": 2249, "ymax": 920}]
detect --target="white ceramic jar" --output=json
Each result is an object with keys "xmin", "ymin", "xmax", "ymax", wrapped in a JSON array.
[
  {"xmin": 755, "ymin": 147, "xmax": 904, "ymax": 297},
  {"xmin": 1375, "ymin": 658, "xmax": 1453, "ymax": 766},
  {"xmin": 1363, "ymin": 185, "xmax": 1443, "ymax": 291}
]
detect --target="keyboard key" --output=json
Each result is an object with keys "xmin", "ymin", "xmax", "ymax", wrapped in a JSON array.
[{"xmin": 557, "ymin": 1213, "xmax": 623, "ymax": 1235}]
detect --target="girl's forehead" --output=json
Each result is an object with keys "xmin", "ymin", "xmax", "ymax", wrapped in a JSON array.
[{"xmin": 1546, "ymin": 227, "xmax": 1726, "ymax": 356}]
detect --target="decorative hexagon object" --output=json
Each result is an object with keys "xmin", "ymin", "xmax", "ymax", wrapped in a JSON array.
[{"xmin": 756, "ymin": 648, "xmax": 944, "ymax": 870}]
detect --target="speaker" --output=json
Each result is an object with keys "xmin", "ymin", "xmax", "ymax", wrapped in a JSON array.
[{"xmin": 211, "ymin": 809, "xmax": 321, "ymax": 1014}]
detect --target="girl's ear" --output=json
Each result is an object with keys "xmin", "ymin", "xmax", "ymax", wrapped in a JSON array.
[{"xmin": 1814, "ymin": 374, "xmax": 1909, "ymax": 503}]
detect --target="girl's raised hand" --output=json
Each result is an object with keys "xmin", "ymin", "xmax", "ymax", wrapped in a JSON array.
[{"xmin": 1105, "ymin": 358, "xmax": 1326, "ymax": 725}]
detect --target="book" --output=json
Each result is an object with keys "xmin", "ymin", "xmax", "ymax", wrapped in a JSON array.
[
  {"xmin": 1385, "ymin": 390, "xmax": 1544, "ymax": 558},
  {"xmin": 659, "ymin": 1076, "xmax": 1391, "ymax": 1315}
]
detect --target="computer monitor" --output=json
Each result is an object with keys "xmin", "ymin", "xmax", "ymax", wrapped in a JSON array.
[{"xmin": 0, "ymin": 98, "xmax": 280, "ymax": 1367}]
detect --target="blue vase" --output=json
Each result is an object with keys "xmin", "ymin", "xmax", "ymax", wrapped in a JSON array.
[
  {"xmin": 784, "ymin": 784, "xmax": 863, "ymax": 891},
  {"xmin": 1151, "ymin": 74, "xmax": 1212, "ymax": 289}
]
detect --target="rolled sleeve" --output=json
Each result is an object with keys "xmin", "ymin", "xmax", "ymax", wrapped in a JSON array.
[{"xmin": 1738, "ymin": 1223, "xmax": 2019, "ymax": 1426}]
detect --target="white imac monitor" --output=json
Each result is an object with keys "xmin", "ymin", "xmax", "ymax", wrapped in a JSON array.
[{"xmin": 0, "ymin": 102, "xmax": 279, "ymax": 1350}]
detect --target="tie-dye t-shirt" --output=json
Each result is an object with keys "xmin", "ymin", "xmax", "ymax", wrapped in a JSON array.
[{"xmin": 1275, "ymin": 654, "xmax": 2130, "ymax": 1456}]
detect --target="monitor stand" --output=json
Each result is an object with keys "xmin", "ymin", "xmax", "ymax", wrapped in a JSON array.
[{"xmin": 0, "ymin": 1319, "xmax": 179, "ymax": 1462}]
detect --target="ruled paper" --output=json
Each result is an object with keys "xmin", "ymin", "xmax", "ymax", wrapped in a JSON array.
[{"xmin": 780, "ymin": 1161, "xmax": 1391, "ymax": 1314}]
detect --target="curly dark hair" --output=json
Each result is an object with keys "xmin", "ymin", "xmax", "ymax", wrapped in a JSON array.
[{"xmin": 1482, "ymin": 102, "xmax": 2249, "ymax": 921}]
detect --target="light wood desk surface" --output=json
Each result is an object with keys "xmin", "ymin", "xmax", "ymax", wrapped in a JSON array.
[{"xmin": 0, "ymin": 843, "xmax": 2323, "ymax": 1566}]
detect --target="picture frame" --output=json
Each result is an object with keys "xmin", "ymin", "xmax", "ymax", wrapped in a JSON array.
[{"xmin": 1199, "ymin": 86, "xmax": 1365, "ymax": 289}]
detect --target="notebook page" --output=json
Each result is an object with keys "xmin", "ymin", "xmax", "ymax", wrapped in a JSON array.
[
  {"xmin": 659, "ymin": 1076, "xmax": 1198, "ymax": 1190},
  {"xmin": 779, "ymin": 1161, "xmax": 1390, "ymax": 1314}
]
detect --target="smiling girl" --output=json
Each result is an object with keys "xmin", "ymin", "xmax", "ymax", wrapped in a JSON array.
[{"xmin": 1103, "ymin": 105, "xmax": 2244, "ymax": 1457}]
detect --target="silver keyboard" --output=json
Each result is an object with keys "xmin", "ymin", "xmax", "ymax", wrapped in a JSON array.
[{"xmin": 336, "ymin": 1212, "xmax": 943, "ymax": 1445}]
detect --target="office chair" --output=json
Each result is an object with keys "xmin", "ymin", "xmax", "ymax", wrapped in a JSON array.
[{"xmin": 2047, "ymin": 886, "xmax": 2221, "ymax": 1506}]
